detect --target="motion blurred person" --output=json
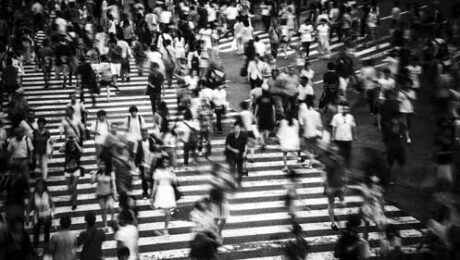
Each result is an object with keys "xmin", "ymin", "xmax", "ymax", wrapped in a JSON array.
[
  {"xmin": 77, "ymin": 213, "xmax": 106, "ymax": 260},
  {"xmin": 225, "ymin": 122, "xmax": 248, "ymax": 187}
]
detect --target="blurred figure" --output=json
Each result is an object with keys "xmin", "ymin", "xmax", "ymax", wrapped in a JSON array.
[
  {"xmin": 284, "ymin": 222, "xmax": 310, "ymax": 260},
  {"xmin": 284, "ymin": 170, "xmax": 309, "ymax": 220},
  {"xmin": 77, "ymin": 213, "xmax": 106, "ymax": 260},
  {"xmin": 334, "ymin": 215, "xmax": 371, "ymax": 260},
  {"xmin": 318, "ymin": 144, "xmax": 346, "ymax": 231},
  {"xmin": 113, "ymin": 210, "xmax": 139, "ymax": 260},
  {"xmin": 26, "ymin": 178, "xmax": 55, "ymax": 248},
  {"xmin": 49, "ymin": 215, "xmax": 77, "ymax": 260}
]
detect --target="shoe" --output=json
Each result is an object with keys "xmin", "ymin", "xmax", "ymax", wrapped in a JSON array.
[
  {"xmin": 248, "ymin": 158, "xmax": 254, "ymax": 163},
  {"xmin": 127, "ymin": 77, "xmax": 130, "ymax": 82},
  {"xmin": 406, "ymin": 137, "xmax": 412, "ymax": 144},
  {"xmin": 282, "ymin": 167, "xmax": 289, "ymax": 172},
  {"xmin": 71, "ymin": 204, "xmax": 77, "ymax": 211},
  {"xmin": 331, "ymin": 223, "xmax": 339, "ymax": 231},
  {"xmin": 297, "ymin": 157, "xmax": 303, "ymax": 163},
  {"xmin": 164, "ymin": 230, "xmax": 170, "ymax": 239},
  {"xmin": 143, "ymin": 194, "xmax": 148, "ymax": 200}
]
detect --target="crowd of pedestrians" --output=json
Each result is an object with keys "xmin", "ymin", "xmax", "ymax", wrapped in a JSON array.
[{"xmin": 0, "ymin": 0, "xmax": 458, "ymax": 259}]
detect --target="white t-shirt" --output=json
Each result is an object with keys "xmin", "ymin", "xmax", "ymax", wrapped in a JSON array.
[
  {"xmin": 254, "ymin": 41, "xmax": 267, "ymax": 57},
  {"xmin": 300, "ymin": 68, "xmax": 315, "ymax": 81},
  {"xmin": 124, "ymin": 115, "xmax": 145, "ymax": 142},
  {"xmin": 377, "ymin": 77, "xmax": 396, "ymax": 99},
  {"xmin": 224, "ymin": 6, "xmax": 239, "ymax": 20},
  {"xmin": 317, "ymin": 24, "xmax": 329, "ymax": 37},
  {"xmin": 331, "ymin": 113, "xmax": 356, "ymax": 141},
  {"xmin": 115, "ymin": 225, "xmax": 139, "ymax": 260},
  {"xmin": 405, "ymin": 65, "xmax": 422, "ymax": 89},
  {"xmin": 398, "ymin": 90, "xmax": 416, "ymax": 113},
  {"xmin": 299, "ymin": 24, "xmax": 314, "ymax": 42},
  {"xmin": 297, "ymin": 84, "xmax": 314, "ymax": 101},
  {"xmin": 298, "ymin": 103, "xmax": 322, "ymax": 138},
  {"xmin": 184, "ymin": 75, "xmax": 199, "ymax": 90},
  {"xmin": 159, "ymin": 10, "xmax": 172, "ymax": 24},
  {"xmin": 91, "ymin": 119, "xmax": 110, "ymax": 145}
]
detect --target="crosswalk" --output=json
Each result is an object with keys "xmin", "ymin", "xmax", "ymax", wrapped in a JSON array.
[{"xmin": 6, "ymin": 30, "xmax": 428, "ymax": 260}]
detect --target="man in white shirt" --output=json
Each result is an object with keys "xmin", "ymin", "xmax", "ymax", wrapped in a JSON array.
[
  {"xmin": 377, "ymin": 68, "xmax": 396, "ymax": 100},
  {"xmin": 299, "ymin": 20, "xmax": 314, "ymax": 57},
  {"xmin": 297, "ymin": 76, "xmax": 314, "ymax": 103},
  {"xmin": 212, "ymin": 84, "xmax": 228, "ymax": 133},
  {"xmin": 247, "ymin": 55, "xmax": 270, "ymax": 89},
  {"xmin": 224, "ymin": 2, "xmax": 239, "ymax": 35},
  {"xmin": 331, "ymin": 104, "xmax": 355, "ymax": 168},
  {"xmin": 124, "ymin": 105, "xmax": 146, "ymax": 157},
  {"xmin": 298, "ymin": 99, "xmax": 322, "ymax": 167},
  {"xmin": 316, "ymin": 19, "xmax": 330, "ymax": 58},
  {"xmin": 89, "ymin": 110, "xmax": 111, "ymax": 160},
  {"xmin": 67, "ymin": 92, "xmax": 86, "ymax": 124}
]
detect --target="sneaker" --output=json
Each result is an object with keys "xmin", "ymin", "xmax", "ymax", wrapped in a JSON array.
[
  {"xmin": 282, "ymin": 167, "xmax": 289, "ymax": 172},
  {"xmin": 331, "ymin": 223, "xmax": 339, "ymax": 231}
]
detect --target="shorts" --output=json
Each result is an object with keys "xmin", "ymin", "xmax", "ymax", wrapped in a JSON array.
[
  {"xmin": 110, "ymin": 63, "xmax": 121, "ymax": 76},
  {"xmin": 65, "ymin": 169, "xmax": 81, "ymax": 177}
]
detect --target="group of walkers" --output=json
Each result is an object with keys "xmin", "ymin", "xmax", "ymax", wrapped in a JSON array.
[{"xmin": 0, "ymin": 0, "xmax": 459, "ymax": 259}]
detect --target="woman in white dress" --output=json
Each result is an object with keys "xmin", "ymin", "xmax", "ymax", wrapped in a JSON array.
[
  {"xmin": 151, "ymin": 156, "xmax": 177, "ymax": 238},
  {"xmin": 277, "ymin": 111, "xmax": 301, "ymax": 172}
]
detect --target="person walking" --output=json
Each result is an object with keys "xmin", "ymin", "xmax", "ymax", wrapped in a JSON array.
[
  {"xmin": 277, "ymin": 111, "xmax": 301, "ymax": 172},
  {"xmin": 77, "ymin": 213, "xmax": 106, "ymax": 260},
  {"xmin": 212, "ymin": 83, "xmax": 228, "ymax": 134},
  {"xmin": 59, "ymin": 133, "xmax": 82, "ymax": 210},
  {"xmin": 150, "ymin": 156, "xmax": 178, "ymax": 238},
  {"xmin": 49, "ymin": 215, "xmax": 77, "ymax": 260},
  {"xmin": 134, "ymin": 129, "xmax": 156, "ymax": 199},
  {"xmin": 298, "ymin": 19, "xmax": 314, "ymax": 58},
  {"xmin": 7, "ymin": 127, "xmax": 34, "ymax": 180},
  {"xmin": 331, "ymin": 104, "xmax": 356, "ymax": 169},
  {"xmin": 92, "ymin": 161, "xmax": 116, "ymax": 231},
  {"xmin": 176, "ymin": 109, "xmax": 200, "ymax": 169},
  {"xmin": 316, "ymin": 19, "xmax": 331, "ymax": 59},
  {"xmin": 208, "ymin": 163, "xmax": 232, "ymax": 243},
  {"xmin": 146, "ymin": 62, "xmax": 165, "ymax": 114},
  {"xmin": 298, "ymin": 98, "xmax": 323, "ymax": 168},
  {"xmin": 254, "ymin": 87, "xmax": 276, "ymax": 149},
  {"xmin": 225, "ymin": 122, "xmax": 248, "ymax": 186},
  {"xmin": 25, "ymin": 178, "xmax": 55, "ymax": 248}
]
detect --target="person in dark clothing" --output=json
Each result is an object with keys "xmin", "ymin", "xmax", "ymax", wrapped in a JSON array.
[
  {"xmin": 284, "ymin": 222, "xmax": 310, "ymax": 260},
  {"xmin": 146, "ymin": 62, "xmax": 164, "ymax": 114},
  {"xmin": 37, "ymin": 39, "xmax": 54, "ymax": 88},
  {"xmin": 3, "ymin": 164, "xmax": 29, "ymax": 226},
  {"xmin": 55, "ymin": 38, "xmax": 73, "ymax": 87},
  {"xmin": 225, "ymin": 122, "xmax": 248, "ymax": 186},
  {"xmin": 384, "ymin": 118, "xmax": 406, "ymax": 185},
  {"xmin": 319, "ymin": 62, "xmax": 340, "ymax": 109},
  {"xmin": 134, "ymin": 129, "xmax": 157, "ymax": 198},
  {"xmin": 334, "ymin": 215, "xmax": 369, "ymax": 260},
  {"xmin": 378, "ymin": 90, "xmax": 400, "ymax": 141},
  {"xmin": 189, "ymin": 231, "xmax": 219, "ymax": 260},
  {"xmin": 1, "ymin": 58, "xmax": 19, "ymax": 98},
  {"xmin": 77, "ymin": 213, "xmax": 106, "ymax": 260},
  {"xmin": 77, "ymin": 58, "xmax": 99, "ymax": 107}
]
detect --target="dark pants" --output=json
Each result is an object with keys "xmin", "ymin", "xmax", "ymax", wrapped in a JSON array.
[
  {"xmin": 149, "ymin": 92, "xmax": 161, "ymax": 114},
  {"xmin": 302, "ymin": 42, "xmax": 311, "ymax": 57},
  {"xmin": 262, "ymin": 15, "xmax": 271, "ymax": 32},
  {"xmin": 249, "ymin": 77, "xmax": 263, "ymax": 90},
  {"xmin": 335, "ymin": 140, "xmax": 352, "ymax": 168},
  {"xmin": 183, "ymin": 142, "xmax": 197, "ymax": 166},
  {"xmin": 367, "ymin": 88, "xmax": 379, "ymax": 114},
  {"xmin": 215, "ymin": 106, "xmax": 225, "ymax": 132},
  {"xmin": 139, "ymin": 165, "xmax": 152, "ymax": 197},
  {"xmin": 33, "ymin": 216, "xmax": 51, "ymax": 246},
  {"xmin": 198, "ymin": 131, "xmax": 212, "ymax": 157},
  {"xmin": 270, "ymin": 42, "xmax": 279, "ymax": 59},
  {"xmin": 227, "ymin": 153, "xmax": 244, "ymax": 184}
]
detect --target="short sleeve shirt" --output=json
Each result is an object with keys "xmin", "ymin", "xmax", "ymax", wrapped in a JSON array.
[{"xmin": 331, "ymin": 113, "xmax": 355, "ymax": 141}]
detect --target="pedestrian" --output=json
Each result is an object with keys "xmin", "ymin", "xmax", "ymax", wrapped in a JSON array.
[
  {"xmin": 189, "ymin": 199, "xmax": 218, "ymax": 236},
  {"xmin": 89, "ymin": 110, "xmax": 111, "ymax": 162},
  {"xmin": 99, "ymin": 54, "xmax": 118, "ymax": 102},
  {"xmin": 77, "ymin": 57, "xmax": 99, "ymax": 107},
  {"xmin": 334, "ymin": 215, "xmax": 371, "ymax": 259},
  {"xmin": 124, "ymin": 105, "xmax": 146, "ymax": 159},
  {"xmin": 132, "ymin": 38, "xmax": 148, "ymax": 76},
  {"xmin": 77, "ymin": 213, "xmax": 106, "ymax": 260},
  {"xmin": 254, "ymin": 88, "xmax": 276, "ymax": 149},
  {"xmin": 25, "ymin": 178, "xmax": 55, "ymax": 248},
  {"xmin": 7, "ymin": 127, "xmax": 34, "ymax": 180},
  {"xmin": 277, "ymin": 111, "xmax": 301, "ymax": 172},
  {"xmin": 349, "ymin": 175, "xmax": 387, "ymax": 240},
  {"xmin": 112, "ymin": 142, "xmax": 134, "ymax": 196},
  {"xmin": 176, "ymin": 109, "xmax": 200, "ymax": 170},
  {"xmin": 134, "ymin": 129, "xmax": 156, "ymax": 199},
  {"xmin": 113, "ymin": 210, "xmax": 139, "ymax": 260},
  {"xmin": 319, "ymin": 62, "xmax": 340, "ymax": 109},
  {"xmin": 316, "ymin": 19, "xmax": 331, "ymax": 59},
  {"xmin": 197, "ymin": 98, "xmax": 213, "ymax": 158},
  {"xmin": 37, "ymin": 39, "xmax": 53, "ymax": 88},
  {"xmin": 208, "ymin": 163, "xmax": 232, "ymax": 243},
  {"xmin": 318, "ymin": 144, "xmax": 346, "ymax": 231},
  {"xmin": 54, "ymin": 37, "xmax": 72, "ymax": 87},
  {"xmin": 67, "ymin": 92, "xmax": 87, "ymax": 126},
  {"xmin": 59, "ymin": 133, "xmax": 82, "ymax": 210},
  {"xmin": 212, "ymin": 83, "xmax": 228, "ymax": 134},
  {"xmin": 238, "ymin": 101, "xmax": 259, "ymax": 163},
  {"xmin": 162, "ymin": 39, "xmax": 176, "ymax": 88},
  {"xmin": 284, "ymin": 222, "xmax": 310, "ymax": 260},
  {"xmin": 92, "ymin": 161, "xmax": 116, "ymax": 231},
  {"xmin": 108, "ymin": 37, "xmax": 123, "ymax": 89},
  {"xmin": 331, "ymin": 103, "xmax": 356, "ymax": 169},
  {"xmin": 49, "ymin": 215, "xmax": 77, "ymax": 260},
  {"xmin": 59, "ymin": 106, "xmax": 85, "ymax": 147},
  {"xmin": 225, "ymin": 122, "xmax": 248, "ymax": 186},
  {"xmin": 298, "ymin": 98, "xmax": 323, "ymax": 168},
  {"xmin": 397, "ymin": 78, "xmax": 416, "ymax": 144},
  {"xmin": 247, "ymin": 54, "xmax": 269, "ymax": 90},
  {"xmin": 146, "ymin": 62, "xmax": 165, "ymax": 114},
  {"xmin": 298, "ymin": 19, "xmax": 314, "ymax": 58},
  {"xmin": 268, "ymin": 19, "xmax": 281, "ymax": 60},
  {"xmin": 150, "ymin": 156, "xmax": 178, "ymax": 238}
]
